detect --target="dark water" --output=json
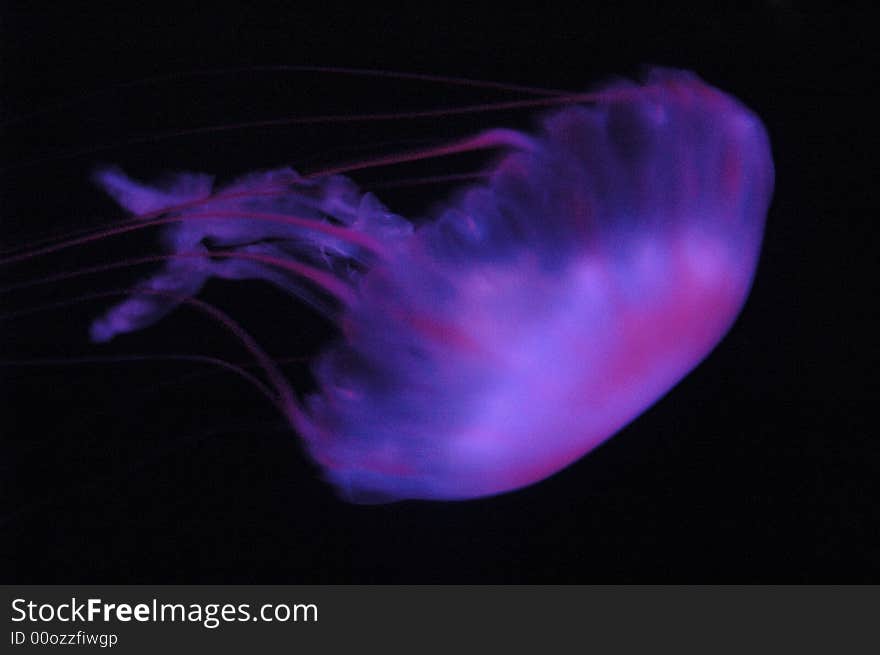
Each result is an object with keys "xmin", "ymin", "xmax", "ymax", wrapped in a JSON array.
[{"xmin": 1, "ymin": 4, "xmax": 875, "ymax": 582}]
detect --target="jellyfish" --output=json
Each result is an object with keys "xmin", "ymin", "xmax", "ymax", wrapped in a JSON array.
[{"xmin": 3, "ymin": 68, "xmax": 774, "ymax": 502}]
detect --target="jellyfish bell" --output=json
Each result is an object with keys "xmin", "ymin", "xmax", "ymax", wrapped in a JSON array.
[
  {"xmin": 4, "ymin": 68, "xmax": 774, "ymax": 503},
  {"xmin": 301, "ymin": 70, "xmax": 772, "ymax": 501}
]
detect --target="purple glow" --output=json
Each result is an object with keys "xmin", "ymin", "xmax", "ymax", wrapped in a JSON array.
[{"xmin": 89, "ymin": 68, "xmax": 774, "ymax": 502}]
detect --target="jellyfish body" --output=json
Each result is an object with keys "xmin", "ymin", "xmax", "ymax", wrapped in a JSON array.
[{"xmin": 89, "ymin": 68, "xmax": 774, "ymax": 502}]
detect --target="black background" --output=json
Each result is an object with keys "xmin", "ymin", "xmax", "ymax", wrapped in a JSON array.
[{"xmin": 1, "ymin": 3, "xmax": 876, "ymax": 582}]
